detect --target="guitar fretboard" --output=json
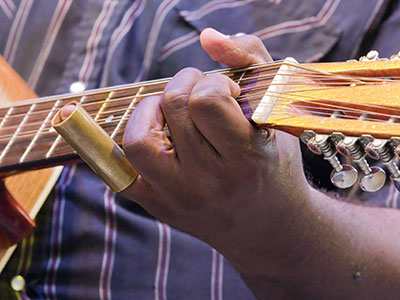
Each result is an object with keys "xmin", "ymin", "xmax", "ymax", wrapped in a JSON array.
[{"xmin": 0, "ymin": 62, "xmax": 278, "ymax": 173}]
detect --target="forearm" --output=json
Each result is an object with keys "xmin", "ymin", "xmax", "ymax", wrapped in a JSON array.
[
  {"xmin": 120, "ymin": 29, "xmax": 400, "ymax": 299},
  {"xmin": 233, "ymin": 186, "xmax": 400, "ymax": 299}
]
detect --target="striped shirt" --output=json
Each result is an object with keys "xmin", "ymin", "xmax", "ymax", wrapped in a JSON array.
[{"xmin": 0, "ymin": 0, "xmax": 399, "ymax": 299}]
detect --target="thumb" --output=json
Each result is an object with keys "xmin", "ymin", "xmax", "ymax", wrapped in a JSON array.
[{"xmin": 200, "ymin": 28, "xmax": 272, "ymax": 68}]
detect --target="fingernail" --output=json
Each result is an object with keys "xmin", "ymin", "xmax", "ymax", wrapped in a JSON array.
[{"xmin": 213, "ymin": 29, "xmax": 229, "ymax": 39}]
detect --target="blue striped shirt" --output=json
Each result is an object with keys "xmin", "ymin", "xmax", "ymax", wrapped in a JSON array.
[{"xmin": 0, "ymin": 0, "xmax": 399, "ymax": 299}]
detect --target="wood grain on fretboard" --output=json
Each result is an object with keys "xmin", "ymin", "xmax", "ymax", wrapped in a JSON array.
[
  {"xmin": 0, "ymin": 64, "xmax": 272, "ymax": 174},
  {"xmin": 3, "ymin": 58, "xmax": 400, "ymax": 175},
  {"xmin": 0, "ymin": 83, "xmax": 168, "ymax": 173}
]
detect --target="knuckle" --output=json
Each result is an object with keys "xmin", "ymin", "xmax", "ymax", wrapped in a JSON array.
[
  {"xmin": 162, "ymin": 89, "xmax": 189, "ymax": 111},
  {"xmin": 122, "ymin": 136, "xmax": 147, "ymax": 157},
  {"xmin": 207, "ymin": 73, "xmax": 231, "ymax": 83},
  {"xmin": 247, "ymin": 34, "xmax": 263, "ymax": 47},
  {"xmin": 177, "ymin": 67, "xmax": 203, "ymax": 77},
  {"xmin": 246, "ymin": 36, "xmax": 269, "ymax": 60},
  {"xmin": 189, "ymin": 89, "xmax": 230, "ymax": 113},
  {"xmin": 189, "ymin": 74, "xmax": 233, "ymax": 111},
  {"xmin": 123, "ymin": 128, "xmax": 156, "ymax": 158},
  {"xmin": 162, "ymin": 67, "xmax": 204, "ymax": 110}
]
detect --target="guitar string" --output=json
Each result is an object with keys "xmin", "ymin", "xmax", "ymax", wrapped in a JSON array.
[
  {"xmin": 0, "ymin": 59, "xmax": 395, "ymax": 119},
  {"xmin": 1, "ymin": 66, "xmax": 400, "ymax": 152},
  {"xmin": 0, "ymin": 64, "xmax": 283, "ymax": 122},
  {"xmin": 0, "ymin": 72, "xmax": 398, "ymax": 131},
  {"xmin": 0, "ymin": 109, "xmax": 397, "ymax": 162},
  {"xmin": 1, "ymin": 76, "xmax": 400, "ymax": 141},
  {"xmin": 3, "ymin": 63, "xmax": 400, "ymax": 163},
  {"xmin": 0, "ymin": 65, "xmax": 397, "ymax": 123},
  {"xmin": 1, "ymin": 86, "xmax": 400, "ymax": 142},
  {"xmin": 0, "ymin": 61, "xmax": 285, "ymax": 110},
  {"xmin": 0, "ymin": 110, "xmax": 395, "ymax": 163}
]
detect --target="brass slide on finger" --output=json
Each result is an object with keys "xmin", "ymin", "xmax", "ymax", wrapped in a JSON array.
[{"xmin": 52, "ymin": 102, "xmax": 138, "ymax": 192}]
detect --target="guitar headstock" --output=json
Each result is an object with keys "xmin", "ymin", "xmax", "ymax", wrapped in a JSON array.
[{"xmin": 250, "ymin": 52, "xmax": 400, "ymax": 192}]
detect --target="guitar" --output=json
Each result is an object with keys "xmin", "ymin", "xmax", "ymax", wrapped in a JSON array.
[
  {"xmin": 0, "ymin": 56, "xmax": 63, "ymax": 274},
  {"xmin": 1, "ymin": 53, "xmax": 400, "ymax": 273}
]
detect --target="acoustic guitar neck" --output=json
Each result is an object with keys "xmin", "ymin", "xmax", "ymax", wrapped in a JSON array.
[{"xmin": 1, "ymin": 55, "xmax": 400, "ymax": 274}]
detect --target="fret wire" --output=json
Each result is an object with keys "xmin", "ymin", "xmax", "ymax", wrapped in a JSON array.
[
  {"xmin": 2, "ymin": 76, "xmax": 399, "ymax": 141},
  {"xmin": 20, "ymin": 100, "xmax": 61, "ymax": 163},
  {"xmin": 0, "ymin": 89, "xmax": 164, "ymax": 123},
  {"xmin": 0, "ymin": 90, "xmax": 164, "ymax": 137},
  {"xmin": 111, "ymin": 87, "xmax": 143, "ymax": 139},
  {"xmin": 0, "ymin": 107, "xmax": 14, "ymax": 129},
  {"xmin": 0, "ymin": 70, "xmax": 396, "ymax": 127},
  {"xmin": 1, "ymin": 97, "xmax": 398, "ymax": 148},
  {"xmin": 94, "ymin": 91, "xmax": 114, "ymax": 122},
  {"xmin": 0, "ymin": 77, "xmax": 375, "ymax": 133},
  {"xmin": 46, "ymin": 130, "xmax": 62, "ymax": 159},
  {"xmin": 236, "ymin": 70, "xmax": 247, "ymax": 86},
  {"xmin": 2, "ymin": 80, "xmax": 400, "ymax": 141},
  {"xmin": 0, "ymin": 61, "xmax": 285, "ymax": 112},
  {"xmin": 46, "ymin": 96, "xmax": 86, "ymax": 158},
  {"xmin": 0, "ymin": 58, "xmax": 394, "ymax": 118},
  {"xmin": 2, "ymin": 60, "xmax": 400, "ymax": 167},
  {"xmin": 0, "ymin": 104, "xmax": 36, "ymax": 163}
]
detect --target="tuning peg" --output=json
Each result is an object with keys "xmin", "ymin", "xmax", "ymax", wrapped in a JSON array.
[
  {"xmin": 362, "ymin": 136, "xmax": 400, "ymax": 188},
  {"xmin": 359, "ymin": 135, "xmax": 380, "ymax": 160},
  {"xmin": 300, "ymin": 131, "xmax": 358, "ymax": 189},
  {"xmin": 330, "ymin": 164, "xmax": 359, "ymax": 189},
  {"xmin": 336, "ymin": 136, "xmax": 386, "ymax": 192},
  {"xmin": 359, "ymin": 167, "xmax": 387, "ymax": 192},
  {"xmin": 390, "ymin": 51, "xmax": 400, "ymax": 61},
  {"xmin": 391, "ymin": 137, "xmax": 400, "ymax": 158},
  {"xmin": 359, "ymin": 50, "xmax": 379, "ymax": 61}
]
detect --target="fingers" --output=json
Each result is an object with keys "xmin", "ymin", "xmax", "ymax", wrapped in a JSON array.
[
  {"xmin": 122, "ymin": 96, "xmax": 178, "ymax": 185},
  {"xmin": 200, "ymin": 28, "xmax": 272, "ymax": 68},
  {"xmin": 188, "ymin": 73, "xmax": 258, "ymax": 157},
  {"xmin": 60, "ymin": 104, "xmax": 76, "ymax": 120},
  {"xmin": 161, "ymin": 68, "xmax": 216, "ymax": 163},
  {"xmin": 121, "ymin": 176, "xmax": 178, "ymax": 220},
  {"xmin": 121, "ymin": 95, "xmax": 189, "ymax": 219}
]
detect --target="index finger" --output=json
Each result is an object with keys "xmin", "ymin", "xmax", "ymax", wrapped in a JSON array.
[{"xmin": 188, "ymin": 73, "xmax": 259, "ymax": 158}]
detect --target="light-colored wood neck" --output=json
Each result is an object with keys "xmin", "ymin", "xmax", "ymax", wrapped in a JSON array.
[
  {"xmin": 0, "ymin": 63, "xmax": 264, "ymax": 172},
  {"xmin": 2, "ymin": 59, "xmax": 400, "ymax": 175}
]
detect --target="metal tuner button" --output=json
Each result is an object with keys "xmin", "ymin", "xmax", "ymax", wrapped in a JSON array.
[
  {"xmin": 330, "ymin": 164, "xmax": 358, "ymax": 189},
  {"xmin": 360, "ymin": 166, "xmax": 387, "ymax": 193}
]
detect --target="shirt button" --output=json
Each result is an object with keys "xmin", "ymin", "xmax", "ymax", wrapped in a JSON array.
[
  {"xmin": 10, "ymin": 275, "xmax": 25, "ymax": 292},
  {"xmin": 69, "ymin": 81, "xmax": 86, "ymax": 93}
]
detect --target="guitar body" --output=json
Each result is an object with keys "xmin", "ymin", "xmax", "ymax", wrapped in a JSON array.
[{"xmin": 0, "ymin": 56, "xmax": 63, "ymax": 273}]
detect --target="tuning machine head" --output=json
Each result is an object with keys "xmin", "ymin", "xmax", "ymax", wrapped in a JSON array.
[
  {"xmin": 359, "ymin": 50, "xmax": 379, "ymax": 61},
  {"xmin": 390, "ymin": 137, "xmax": 400, "ymax": 159},
  {"xmin": 300, "ymin": 130, "xmax": 320, "ymax": 154},
  {"xmin": 300, "ymin": 131, "xmax": 358, "ymax": 189},
  {"xmin": 360, "ymin": 166, "xmax": 387, "ymax": 192},
  {"xmin": 359, "ymin": 134, "xmax": 381, "ymax": 160},
  {"xmin": 390, "ymin": 51, "xmax": 400, "ymax": 61},
  {"xmin": 330, "ymin": 164, "xmax": 358, "ymax": 189},
  {"xmin": 330, "ymin": 132, "xmax": 349, "ymax": 156}
]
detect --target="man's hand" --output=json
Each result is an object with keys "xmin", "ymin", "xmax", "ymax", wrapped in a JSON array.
[
  {"xmin": 122, "ymin": 28, "xmax": 308, "ymax": 259},
  {"xmin": 122, "ymin": 29, "xmax": 400, "ymax": 299}
]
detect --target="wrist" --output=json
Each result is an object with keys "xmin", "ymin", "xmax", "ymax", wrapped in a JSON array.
[{"xmin": 220, "ymin": 180, "xmax": 314, "ymax": 276}]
